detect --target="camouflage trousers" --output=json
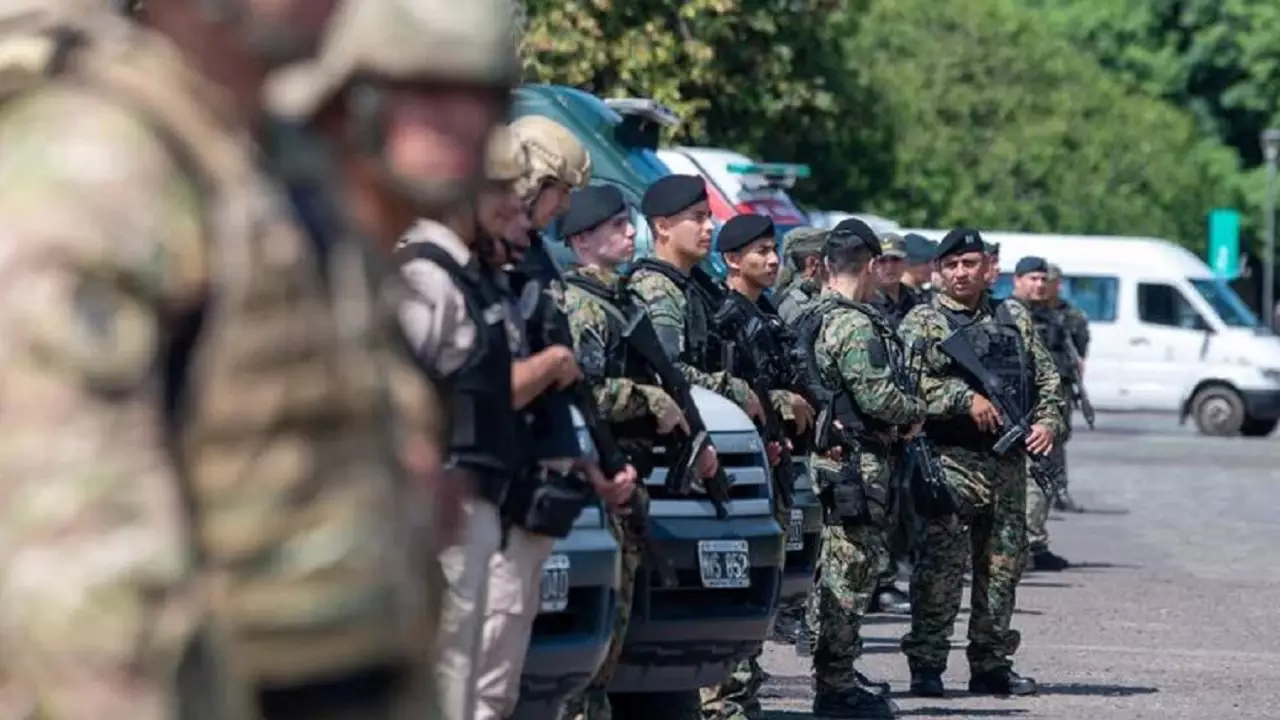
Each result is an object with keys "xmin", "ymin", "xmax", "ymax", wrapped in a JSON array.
[
  {"xmin": 902, "ymin": 448, "xmax": 1027, "ymax": 675},
  {"xmin": 561, "ymin": 515, "xmax": 642, "ymax": 720},
  {"xmin": 806, "ymin": 523, "xmax": 885, "ymax": 695},
  {"xmin": 878, "ymin": 452, "xmax": 911, "ymax": 589},
  {"xmin": 1026, "ymin": 430, "xmax": 1069, "ymax": 551},
  {"xmin": 698, "ymin": 490, "xmax": 794, "ymax": 720}
]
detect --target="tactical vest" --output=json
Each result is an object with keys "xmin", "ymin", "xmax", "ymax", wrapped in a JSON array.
[
  {"xmin": 0, "ymin": 22, "xmax": 438, "ymax": 685},
  {"xmin": 398, "ymin": 243, "xmax": 520, "ymax": 503},
  {"xmin": 1030, "ymin": 304, "xmax": 1072, "ymax": 376},
  {"xmin": 563, "ymin": 272, "xmax": 652, "ymax": 382},
  {"xmin": 796, "ymin": 295, "xmax": 906, "ymax": 437},
  {"xmin": 870, "ymin": 284, "xmax": 922, "ymax": 329},
  {"xmin": 627, "ymin": 258, "xmax": 728, "ymax": 371},
  {"xmin": 927, "ymin": 300, "xmax": 1033, "ymax": 450}
]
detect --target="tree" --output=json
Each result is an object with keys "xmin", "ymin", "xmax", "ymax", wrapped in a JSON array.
[
  {"xmin": 845, "ymin": 0, "xmax": 1242, "ymax": 249},
  {"xmin": 517, "ymin": 0, "xmax": 893, "ymax": 209}
]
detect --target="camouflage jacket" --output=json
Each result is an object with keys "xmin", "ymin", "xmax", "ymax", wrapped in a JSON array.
[
  {"xmin": 898, "ymin": 291, "xmax": 1066, "ymax": 438},
  {"xmin": 563, "ymin": 264, "xmax": 665, "ymax": 424},
  {"xmin": 628, "ymin": 260, "xmax": 751, "ymax": 407},
  {"xmin": 812, "ymin": 289, "xmax": 927, "ymax": 431},
  {"xmin": 776, "ymin": 277, "xmax": 822, "ymax": 324}
]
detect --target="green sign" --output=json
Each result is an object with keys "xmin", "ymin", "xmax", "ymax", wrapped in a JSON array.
[{"xmin": 1208, "ymin": 208, "xmax": 1241, "ymax": 278}]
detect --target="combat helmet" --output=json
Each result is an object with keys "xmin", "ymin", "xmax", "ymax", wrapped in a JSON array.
[
  {"xmin": 486, "ymin": 123, "xmax": 528, "ymax": 183},
  {"xmin": 509, "ymin": 115, "xmax": 591, "ymax": 203}
]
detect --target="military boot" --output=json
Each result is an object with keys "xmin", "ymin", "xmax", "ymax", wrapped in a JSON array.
[
  {"xmin": 854, "ymin": 670, "xmax": 890, "ymax": 697},
  {"xmin": 812, "ymin": 688, "xmax": 897, "ymax": 718},
  {"xmin": 968, "ymin": 668, "xmax": 1038, "ymax": 696},
  {"xmin": 1031, "ymin": 549, "xmax": 1070, "ymax": 571},
  {"xmin": 908, "ymin": 669, "xmax": 945, "ymax": 698},
  {"xmin": 870, "ymin": 586, "xmax": 911, "ymax": 615}
]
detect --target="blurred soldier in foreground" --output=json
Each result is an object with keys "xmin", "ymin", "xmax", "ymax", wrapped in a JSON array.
[
  {"xmin": 1008, "ymin": 258, "xmax": 1071, "ymax": 572},
  {"xmin": 0, "ymin": 0, "xmax": 458, "ymax": 717},
  {"xmin": 1045, "ymin": 263, "xmax": 1089, "ymax": 513},
  {"xmin": 558, "ymin": 184, "xmax": 717, "ymax": 720},
  {"xmin": 776, "ymin": 226, "xmax": 829, "ymax": 324},
  {"xmin": 266, "ymin": 0, "xmax": 528, "ymax": 715},
  {"xmin": 796, "ymin": 219, "xmax": 925, "ymax": 719},
  {"xmin": 898, "ymin": 230, "xmax": 1064, "ymax": 699},
  {"xmin": 701, "ymin": 214, "xmax": 816, "ymax": 720}
]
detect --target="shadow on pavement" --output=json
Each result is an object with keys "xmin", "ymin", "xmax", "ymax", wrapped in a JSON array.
[
  {"xmin": 1037, "ymin": 682, "xmax": 1158, "ymax": 697},
  {"xmin": 897, "ymin": 707, "xmax": 1029, "ymax": 717},
  {"xmin": 1067, "ymin": 561, "xmax": 1141, "ymax": 571},
  {"xmin": 1013, "ymin": 608, "xmax": 1044, "ymax": 616},
  {"xmin": 1018, "ymin": 580, "xmax": 1076, "ymax": 588}
]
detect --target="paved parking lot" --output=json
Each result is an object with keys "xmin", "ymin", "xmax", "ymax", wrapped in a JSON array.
[{"xmin": 759, "ymin": 413, "xmax": 1280, "ymax": 719}]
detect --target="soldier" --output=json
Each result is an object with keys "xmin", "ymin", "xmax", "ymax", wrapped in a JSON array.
[
  {"xmin": 797, "ymin": 219, "xmax": 926, "ymax": 719},
  {"xmin": 983, "ymin": 241, "xmax": 1002, "ymax": 290},
  {"xmin": 865, "ymin": 232, "xmax": 924, "ymax": 617},
  {"xmin": 701, "ymin": 213, "xmax": 818, "ymax": 720},
  {"xmin": 776, "ymin": 225, "xmax": 829, "ymax": 323},
  {"xmin": 900, "ymin": 233, "xmax": 937, "ymax": 300},
  {"xmin": 0, "ymin": 0, "xmax": 471, "ymax": 717},
  {"xmin": 1045, "ymin": 263, "xmax": 1089, "ymax": 513},
  {"xmin": 627, "ymin": 175, "xmax": 768, "ymax": 426},
  {"xmin": 557, "ymin": 183, "xmax": 719, "ymax": 720},
  {"xmin": 1007, "ymin": 257, "xmax": 1071, "ymax": 572},
  {"xmin": 898, "ymin": 229, "xmax": 1065, "ymax": 699}
]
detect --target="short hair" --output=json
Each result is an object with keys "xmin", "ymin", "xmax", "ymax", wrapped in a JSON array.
[{"xmin": 824, "ymin": 233, "xmax": 875, "ymax": 276}]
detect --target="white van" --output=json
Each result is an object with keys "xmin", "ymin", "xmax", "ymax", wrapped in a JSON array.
[{"xmin": 904, "ymin": 230, "xmax": 1280, "ymax": 437}]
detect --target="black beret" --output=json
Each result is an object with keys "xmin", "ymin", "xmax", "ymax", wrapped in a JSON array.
[
  {"xmin": 903, "ymin": 232, "xmax": 936, "ymax": 263},
  {"xmin": 935, "ymin": 227, "xmax": 985, "ymax": 261},
  {"xmin": 1015, "ymin": 256, "xmax": 1049, "ymax": 276},
  {"xmin": 827, "ymin": 217, "xmax": 882, "ymax": 256},
  {"xmin": 641, "ymin": 174, "xmax": 707, "ymax": 218},
  {"xmin": 717, "ymin": 213, "xmax": 775, "ymax": 253},
  {"xmin": 560, "ymin": 184, "xmax": 627, "ymax": 239}
]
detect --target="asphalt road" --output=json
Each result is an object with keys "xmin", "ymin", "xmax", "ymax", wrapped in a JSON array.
[{"xmin": 758, "ymin": 411, "xmax": 1280, "ymax": 719}]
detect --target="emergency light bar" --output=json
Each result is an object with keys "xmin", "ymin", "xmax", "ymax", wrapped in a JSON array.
[
  {"xmin": 603, "ymin": 97, "xmax": 681, "ymax": 128},
  {"xmin": 725, "ymin": 162, "xmax": 811, "ymax": 190}
]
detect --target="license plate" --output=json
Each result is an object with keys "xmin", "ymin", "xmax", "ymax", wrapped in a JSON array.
[
  {"xmin": 539, "ymin": 554, "xmax": 570, "ymax": 613},
  {"xmin": 785, "ymin": 509, "xmax": 804, "ymax": 551},
  {"xmin": 697, "ymin": 539, "xmax": 751, "ymax": 589}
]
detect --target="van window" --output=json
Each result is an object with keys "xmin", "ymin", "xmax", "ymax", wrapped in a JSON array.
[
  {"xmin": 1060, "ymin": 275, "xmax": 1118, "ymax": 323},
  {"xmin": 1138, "ymin": 282, "xmax": 1209, "ymax": 330},
  {"xmin": 1188, "ymin": 277, "xmax": 1259, "ymax": 328},
  {"xmin": 993, "ymin": 273, "xmax": 1013, "ymax": 299}
]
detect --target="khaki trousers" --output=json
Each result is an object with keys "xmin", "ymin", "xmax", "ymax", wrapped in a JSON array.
[
  {"xmin": 435, "ymin": 498, "xmax": 503, "ymax": 720},
  {"xmin": 473, "ymin": 525, "xmax": 556, "ymax": 720}
]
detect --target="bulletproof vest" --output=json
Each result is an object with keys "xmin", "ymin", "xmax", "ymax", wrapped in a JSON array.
[
  {"xmin": 627, "ymin": 257, "xmax": 727, "ymax": 370},
  {"xmin": 777, "ymin": 279, "xmax": 820, "ymax": 324},
  {"xmin": 0, "ymin": 23, "xmax": 439, "ymax": 684},
  {"xmin": 398, "ymin": 243, "xmax": 520, "ymax": 499},
  {"xmin": 796, "ymin": 295, "xmax": 905, "ymax": 436},
  {"xmin": 1030, "ymin": 304, "xmax": 1072, "ymax": 375},
  {"xmin": 928, "ymin": 299, "xmax": 1033, "ymax": 450},
  {"xmin": 563, "ymin": 271, "xmax": 651, "ymax": 383},
  {"xmin": 869, "ymin": 283, "xmax": 922, "ymax": 329}
]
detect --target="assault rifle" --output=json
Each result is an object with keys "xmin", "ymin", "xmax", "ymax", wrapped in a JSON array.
[
  {"xmin": 893, "ymin": 340, "xmax": 961, "ymax": 518},
  {"xmin": 716, "ymin": 308, "xmax": 796, "ymax": 511},
  {"xmin": 620, "ymin": 309, "xmax": 733, "ymax": 520},
  {"xmin": 937, "ymin": 330, "xmax": 1065, "ymax": 494},
  {"xmin": 1062, "ymin": 333, "xmax": 1095, "ymax": 429}
]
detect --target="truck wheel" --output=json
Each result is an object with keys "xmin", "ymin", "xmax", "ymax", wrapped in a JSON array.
[
  {"xmin": 1191, "ymin": 385, "xmax": 1246, "ymax": 436},
  {"xmin": 1241, "ymin": 417, "xmax": 1279, "ymax": 438}
]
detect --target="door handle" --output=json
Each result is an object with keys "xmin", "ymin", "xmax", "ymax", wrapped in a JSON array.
[{"xmin": 1130, "ymin": 337, "xmax": 1150, "ymax": 346}]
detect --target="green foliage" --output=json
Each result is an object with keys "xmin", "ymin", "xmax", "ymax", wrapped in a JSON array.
[
  {"xmin": 848, "ymin": 0, "xmax": 1242, "ymax": 249},
  {"xmin": 517, "ymin": 0, "xmax": 1248, "ymax": 251}
]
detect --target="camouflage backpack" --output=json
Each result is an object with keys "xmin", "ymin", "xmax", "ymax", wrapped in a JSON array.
[{"xmin": 0, "ymin": 16, "xmax": 439, "ymax": 685}]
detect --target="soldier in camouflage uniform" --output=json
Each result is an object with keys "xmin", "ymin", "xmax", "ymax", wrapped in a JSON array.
[
  {"xmin": 1045, "ymin": 263, "xmax": 1089, "ymax": 513},
  {"xmin": 1008, "ymin": 257, "xmax": 1072, "ymax": 572},
  {"xmin": 776, "ymin": 226, "xmax": 829, "ymax": 324},
  {"xmin": 900, "ymin": 233, "xmax": 937, "ymax": 301},
  {"xmin": 898, "ymin": 229, "xmax": 1065, "ymax": 699},
  {"xmin": 558, "ymin": 184, "xmax": 718, "ymax": 720},
  {"xmin": 798, "ymin": 219, "xmax": 925, "ymax": 719},
  {"xmin": 0, "ymin": 0, "xmax": 500, "ymax": 716},
  {"xmin": 700, "ymin": 213, "xmax": 818, "ymax": 720}
]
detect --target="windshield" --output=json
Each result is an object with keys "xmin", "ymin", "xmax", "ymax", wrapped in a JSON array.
[{"xmin": 1188, "ymin": 278, "xmax": 1258, "ymax": 328}]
